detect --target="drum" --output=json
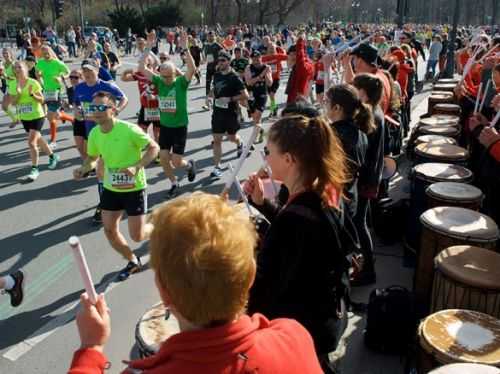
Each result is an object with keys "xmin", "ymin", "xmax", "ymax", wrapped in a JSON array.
[
  {"xmin": 419, "ymin": 126, "xmax": 460, "ymax": 140},
  {"xmin": 415, "ymin": 207, "xmax": 499, "ymax": 309},
  {"xmin": 419, "ymin": 115, "xmax": 460, "ymax": 128},
  {"xmin": 414, "ymin": 144, "xmax": 469, "ymax": 166},
  {"xmin": 432, "ymin": 103, "xmax": 461, "ymax": 117},
  {"xmin": 436, "ymin": 78, "xmax": 459, "ymax": 85},
  {"xmin": 429, "ymin": 363, "xmax": 500, "ymax": 373},
  {"xmin": 428, "ymin": 92, "xmax": 455, "ymax": 115},
  {"xmin": 416, "ymin": 135, "xmax": 458, "ymax": 147},
  {"xmin": 431, "ymin": 245, "xmax": 500, "ymax": 317},
  {"xmin": 433, "ymin": 83, "xmax": 457, "ymax": 93},
  {"xmin": 426, "ymin": 182, "xmax": 483, "ymax": 210},
  {"xmin": 405, "ymin": 163, "xmax": 474, "ymax": 255},
  {"xmin": 417, "ymin": 309, "xmax": 500, "ymax": 373},
  {"xmin": 135, "ymin": 302, "xmax": 180, "ymax": 358}
]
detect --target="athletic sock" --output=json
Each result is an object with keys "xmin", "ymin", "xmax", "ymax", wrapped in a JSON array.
[
  {"xmin": 130, "ymin": 256, "xmax": 139, "ymax": 265},
  {"xmin": 270, "ymin": 97, "xmax": 276, "ymax": 111},
  {"xmin": 3, "ymin": 275, "xmax": 15, "ymax": 290},
  {"xmin": 49, "ymin": 120, "xmax": 57, "ymax": 143}
]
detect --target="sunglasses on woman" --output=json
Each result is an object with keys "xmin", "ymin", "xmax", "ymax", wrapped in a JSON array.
[
  {"xmin": 89, "ymin": 104, "xmax": 112, "ymax": 112},
  {"xmin": 69, "ymin": 76, "xmax": 80, "ymax": 80}
]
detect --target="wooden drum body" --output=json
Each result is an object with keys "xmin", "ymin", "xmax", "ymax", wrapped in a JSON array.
[
  {"xmin": 433, "ymin": 83, "xmax": 457, "ymax": 93},
  {"xmin": 432, "ymin": 246, "xmax": 500, "ymax": 317},
  {"xmin": 414, "ymin": 144, "xmax": 469, "ymax": 166},
  {"xmin": 405, "ymin": 163, "xmax": 473, "ymax": 254},
  {"xmin": 415, "ymin": 207, "xmax": 499, "ymax": 310},
  {"xmin": 417, "ymin": 310, "xmax": 500, "ymax": 373},
  {"xmin": 135, "ymin": 302, "xmax": 180, "ymax": 358},
  {"xmin": 432, "ymin": 103, "xmax": 461, "ymax": 117},
  {"xmin": 426, "ymin": 182, "xmax": 483, "ymax": 210},
  {"xmin": 428, "ymin": 92, "xmax": 455, "ymax": 115}
]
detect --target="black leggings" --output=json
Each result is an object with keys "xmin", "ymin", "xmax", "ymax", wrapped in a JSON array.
[{"xmin": 353, "ymin": 197, "xmax": 375, "ymax": 273}]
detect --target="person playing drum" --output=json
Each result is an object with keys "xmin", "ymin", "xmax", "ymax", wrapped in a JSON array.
[{"xmin": 68, "ymin": 192, "xmax": 323, "ymax": 373}]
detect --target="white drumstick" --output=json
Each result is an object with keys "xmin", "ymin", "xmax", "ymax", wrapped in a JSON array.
[
  {"xmin": 69, "ymin": 236, "xmax": 98, "ymax": 305},
  {"xmin": 474, "ymin": 82, "xmax": 483, "ymax": 113},
  {"xmin": 479, "ymin": 79, "xmax": 491, "ymax": 113},
  {"xmin": 259, "ymin": 149, "xmax": 279, "ymax": 197},
  {"xmin": 223, "ymin": 125, "xmax": 260, "ymax": 192},
  {"xmin": 489, "ymin": 110, "xmax": 500, "ymax": 128},
  {"xmin": 228, "ymin": 163, "xmax": 253, "ymax": 216}
]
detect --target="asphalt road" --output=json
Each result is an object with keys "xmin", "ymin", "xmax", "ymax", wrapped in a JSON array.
[{"xmin": 0, "ymin": 53, "xmax": 429, "ymax": 374}]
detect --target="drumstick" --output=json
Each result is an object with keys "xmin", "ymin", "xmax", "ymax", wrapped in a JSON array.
[
  {"xmin": 222, "ymin": 125, "xmax": 260, "ymax": 194},
  {"xmin": 489, "ymin": 110, "xmax": 500, "ymax": 128},
  {"xmin": 69, "ymin": 236, "xmax": 98, "ymax": 305},
  {"xmin": 479, "ymin": 79, "xmax": 491, "ymax": 113},
  {"xmin": 228, "ymin": 163, "xmax": 253, "ymax": 216},
  {"xmin": 474, "ymin": 82, "xmax": 483, "ymax": 113},
  {"xmin": 259, "ymin": 149, "xmax": 279, "ymax": 197}
]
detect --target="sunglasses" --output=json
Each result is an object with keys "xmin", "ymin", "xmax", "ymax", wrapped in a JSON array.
[
  {"xmin": 89, "ymin": 104, "xmax": 112, "ymax": 112},
  {"xmin": 263, "ymin": 146, "xmax": 270, "ymax": 156},
  {"xmin": 69, "ymin": 76, "xmax": 80, "ymax": 80}
]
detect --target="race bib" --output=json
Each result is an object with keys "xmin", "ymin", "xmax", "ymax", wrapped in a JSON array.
[
  {"xmin": 18, "ymin": 104, "xmax": 33, "ymax": 115},
  {"xmin": 207, "ymin": 54, "xmax": 214, "ymax": 63},
  {"xmin": 145, "ymin": 107, "xmax": 160, "ymax": 121},
  {"xmin": 44, "ymin": 91, "xmax": 59, "ymax": 102},
  {"xmin": 159, "ymin": 97, "xmax": 176, "ymax": 113},
  {"xmin": 108, "ymin": 168, "xmax": 136, "ymax": 190},
  {"xmin": 214, "ymin": 98, "xmax": 229, "ymax": 109},
  {"xmin": 317, "ymin": 71, "xmax": 325, "ymax": 80}
]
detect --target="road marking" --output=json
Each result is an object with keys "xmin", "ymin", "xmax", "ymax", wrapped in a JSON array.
[{"xmin": 2, "ymin": 255, "xmax": 150, "ymax": 362}]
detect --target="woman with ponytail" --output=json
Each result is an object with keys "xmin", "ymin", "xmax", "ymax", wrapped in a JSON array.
[
  {"xmin": 324, "ymin": 84, "xmax": 372, "ymax": 217},
  {"xmin": 247, "ymin": 115, "xmax": 350, "ymax": 373},
  {"xmin": 351, "ymin": 73, "xmax": 386, "ymax": 286}
]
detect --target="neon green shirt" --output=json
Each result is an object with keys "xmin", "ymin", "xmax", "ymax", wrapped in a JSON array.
[
  {"xmin": 4, "ymin": 63, "xmax": 17, "ymax": 95},
  {"xmin": 15, "ymin": 78, "xmax": 46, "ymax": 121},
  {"xmin": 87, "ymin": 120, "xmax": 151, "ymax": 193},
  {"xmin": 36, "ymin": 58, "xmax": 70, "ymax": 92},
  {"xmin": 152, "ymin": 75, "xmax": 189, "ymax": 128}
]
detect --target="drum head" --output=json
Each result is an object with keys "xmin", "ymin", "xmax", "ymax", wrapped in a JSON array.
[
  {"xmin": 431, "ymin": 93, "xmax": 454, "ymax": 101},
  {"xmin": 414, "ymin": 163, "xmax": 473, "ymax": 184},
  {"xmin": 429, "ymin": 363, "xmax": 500, "ymax": 373},
  {"xmin": 434, "ymin": 83, "xmax": 457, "ymax": 90},
  {"xmin": 435, "ymin": 104, "xmax": 461, "ymax": 110},
  {"xmin": 437, "ymin": 79, "xmax": 459, "ymax": 85},
  {"xmin": 420, "ymin": 207, "xmax": 500, "ymax": 241},
  {"xmin": 426, "ymin": 182, "xmax": 483, "ymax": 202},
  {"xmin": 421, "ymin": 309, "xmax": 500, "ymax": 366},
  {"xmin": 436, "ymin": 245, "xmax": 500, "ymax": 290},
  {"xmin": 136, "ymin": 303, "xmax": 180, "ymax": 356},
  {"xmin": 416, "ymin": 135, "xmax": 457, "ymax": 146},
  {"xmin": 420, "ymin": 126, "xmax": 460, "ymax": 136},
  {"xmin": 420, "ymin": 115, "xmax": 460, "ymax": 127},
  {"xmin": 415, "ymin": 144, "xmax": 469, "ymax": 160}
]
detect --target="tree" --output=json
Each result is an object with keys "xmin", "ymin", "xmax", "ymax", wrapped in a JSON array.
[{"xmin": 108, "ymin": 5, "xmax": 143, "ymax": 35}]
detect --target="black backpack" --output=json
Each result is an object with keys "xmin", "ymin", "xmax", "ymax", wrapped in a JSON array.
[{"xmin": 364, "ymin": 286, "xmax": 416, "ymax": 354}]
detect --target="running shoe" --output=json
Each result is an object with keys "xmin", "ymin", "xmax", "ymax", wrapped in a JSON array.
[
  {"xmin": 49, "ymin": 141, "xmax": 58, "ymax": 150},
  {"xmin": 92, "ymin": 207, "xmax": 102, "ymax": 226},
  {"xmin": 5, "ymin": 270, "xmax": 24, "ymax": 307},
  {"xmin": 187, "ymin": 160, "xmax": 197, "ymax": 182},
  {"xmin": 28, "ymin": 167, "xmax": 40, "ymax": 181},
  {"xmin": 47, "ymin": 154, "xmax": 60, "ymax": 170},
  {"xmin": 236, "ymin": 143, "xmax": 243, "ymax": 157},
  {"xmin": 210, "ymin": 166, "xmax": 223, "ymax": 178},
  {"xmin": 118, "ymin": 257, "xmax": 142, "ymax": 281},
  {"xmin": 166, "ymin": 184, "xmax": 179, "ymax": 199},
  {"xmin": 255, "ymin": 128, "xmax": 265, "ymax": 144}
]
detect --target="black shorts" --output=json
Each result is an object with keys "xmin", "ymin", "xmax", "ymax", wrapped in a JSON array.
[
  {"xmin": 249, "ymin": 95, "xmax": 267, "ymax": 114},
  {"xmin": 269, "ymin": 79, "xmax": 280, "ymax": 94},
  {"xmin": 159, "ymin": 126, "xmax": 188, "ymax": 155},
  {"xmin": 138, "ymin": 106, "xmax": 160, "ymax": 128},
  {"xmin": 100, "ymin": 188, "xmax": 147, "ymax": 216},
  {"xmin": 211, "ymin": 110, "xmax": 240, "ymax": 135},
  {"xmin": 73, "ymin": 119, "xmax": 86, "ymax": 137},
  {"xmin": 315, "ymin": 83, "xmax": 325, "ymax": 95},
  {"xmin": 22, "ymin": 117, "xmax": 45, "ymax": 133}
]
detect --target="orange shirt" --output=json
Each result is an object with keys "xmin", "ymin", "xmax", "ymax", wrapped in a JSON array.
[{"xmin": 375, "ymin": 69, "xmax": 392, "ymax": 115}]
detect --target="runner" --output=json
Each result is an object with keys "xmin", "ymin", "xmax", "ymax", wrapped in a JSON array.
[
  {"xmin": 313, "ymin": 50, "xmax": 327, "ymax": 106},
  {"xmin": 74, "ymin": 58, "xmax": 128, "ymax": 224},
  {"xmin": 35, "ymin": 44, "xmax": 71, "ymax": 148},
  {"xmin": 13, "ymin": 61, "xmax": 60, "ymax": 181},
  {"xmin": 73, "ymin": 91, "xmax": 159, "ymax": 281},
  {"xmin": 244, "ymin": 50, "xmax": 272, "ymax": 142},
  {"xmin": 210, "ymin": 50, "xmax": 249, "ymax": 178},
  {"xmin": 103, "ymin": 41, "xmax": 121, "ymax": 80},
  {"xmin": 262, "ymin": 44, "xmax": 287, "ymax": 117},
  {"xmin": 188, "ymin": 35, "xmax": 202, "ymax": 84},
  {"xmin": 0, "ymin": 270, "xmax": 24, "ymax": 307},
  {"xmin": 139, "ymin": 31, "xmax": 197, "ymax": 199},
  {"xmin": 1, "ymin": 48, "xmax": 19, "ymax": 127},
  {"xmin": 65, "ymin": 69, "xmax": 87, "ymax": 160},
  {"xmin": 202, "ymin": 31, "xmax": 224, "ymax": 110}
]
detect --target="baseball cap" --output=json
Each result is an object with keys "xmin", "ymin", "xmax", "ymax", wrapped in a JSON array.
[
  {"xmin": 250, "ymin": 50, "xmax": 261, "ymax": 58},
  {"xmin": 81, "ymin": 59, "xmax": 99, "ymax": 71},
  {"xmin": 350, "ymin": 43, "xmax": 380, "ymax": 66}
]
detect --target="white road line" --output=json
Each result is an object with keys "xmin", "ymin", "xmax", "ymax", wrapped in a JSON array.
[{"xmin": 2, "ymin": 255, "xmax": 149, "ymax": 362}]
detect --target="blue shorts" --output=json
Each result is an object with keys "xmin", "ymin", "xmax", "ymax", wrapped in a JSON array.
[{"xmin": 46, "ymin": 101, "xmax": 61, "ymax": 113}]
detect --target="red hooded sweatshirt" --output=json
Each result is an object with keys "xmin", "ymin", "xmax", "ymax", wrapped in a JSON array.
[
  {"xmin": 286, "ymin": 38, "xmax": 314, "ymax": 103},
  {"xmin": 68, "ymin": 314, "xmax": 323, "ymax": 374}
]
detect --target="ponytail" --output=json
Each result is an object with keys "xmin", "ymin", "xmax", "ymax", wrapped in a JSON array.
[{"xmin": 354, "ymin": 102, "xmax": 376, "ymax": 135}]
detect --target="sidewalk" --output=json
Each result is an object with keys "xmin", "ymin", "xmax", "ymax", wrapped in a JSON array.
[{"xmin": 339, "ymin": 89, "xmax": 431, "ymax": 374}]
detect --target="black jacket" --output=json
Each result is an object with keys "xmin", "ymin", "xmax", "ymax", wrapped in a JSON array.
[{"xmin": 248, "ymin": 191, "xmax": 348, "ymax": 355}]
